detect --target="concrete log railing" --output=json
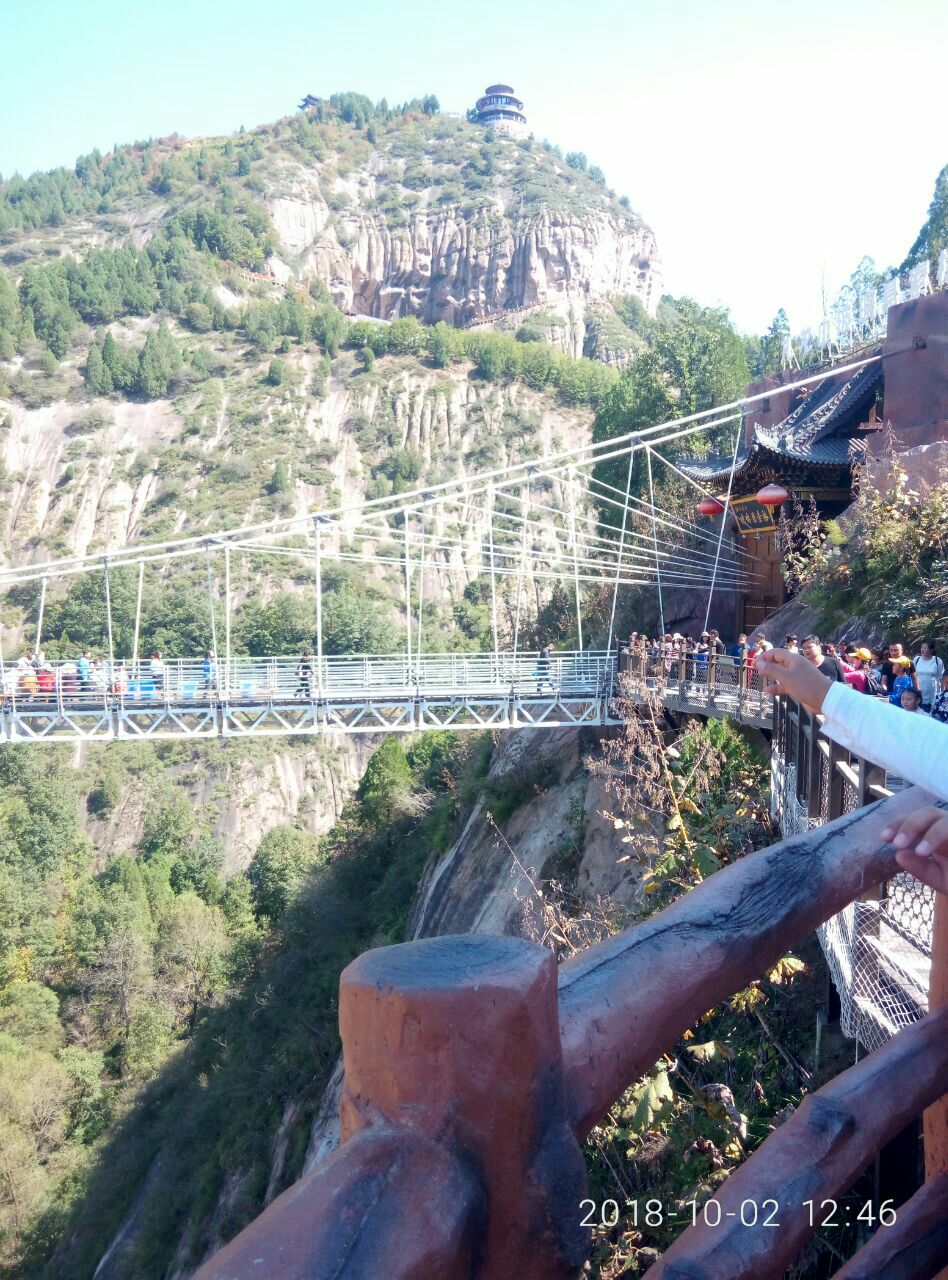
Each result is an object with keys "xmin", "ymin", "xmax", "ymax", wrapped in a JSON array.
[{"xmin": 193, "ymin": 783, "xmax": 948, "ymax": 1280}]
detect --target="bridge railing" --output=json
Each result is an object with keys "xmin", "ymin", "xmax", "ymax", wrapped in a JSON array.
[
  {"xmin": 618, "ymin": 645, "xmax": 772, "ymax": 725},
  {"xmin": 0, "ymin": 650, "xmax": 618, "ymax": 710},
  {"xmin": 192, "ymin": 770, "xmax": 947, "ymax": 1280}
]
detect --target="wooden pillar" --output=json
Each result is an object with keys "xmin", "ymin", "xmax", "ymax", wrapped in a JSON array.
[
  {"xmin": 826, "ymin": 740, "xmax": 845, "ymax": 822},
  {"xmin": 340, "ymin": 935, "xmax": 588, "ymax": 1280}
]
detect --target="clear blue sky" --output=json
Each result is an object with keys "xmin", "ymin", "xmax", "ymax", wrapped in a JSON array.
[{"xmin": 2, "ymin": 0, "xmax": 945, "ymax": 333}]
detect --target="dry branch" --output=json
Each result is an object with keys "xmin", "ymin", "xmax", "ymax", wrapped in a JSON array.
[
  {"xmin": 558, "ymin": 784, "xmax": 933, "ymax": 1138},
  {"xmin": 648, "ymin": 1009, "xmax": 948, "ymax": 1279}
]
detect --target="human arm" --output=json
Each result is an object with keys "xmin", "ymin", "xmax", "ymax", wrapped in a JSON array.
[{"xmin": 755, "ymin": 649, "xmax": 948, "ymax": 799}]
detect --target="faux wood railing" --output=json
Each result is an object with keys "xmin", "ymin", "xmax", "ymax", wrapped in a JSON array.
[{"xmin": 191, "ymin": 768, "xmax": 946, "ymax": 1279}]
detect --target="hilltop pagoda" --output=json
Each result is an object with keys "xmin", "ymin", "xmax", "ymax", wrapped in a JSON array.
[{"xmin": 473, "ymin": 84, "xmax": 527, "ymax": 136}]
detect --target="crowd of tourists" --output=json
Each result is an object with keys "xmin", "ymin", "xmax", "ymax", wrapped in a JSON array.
[
  {"xmin": 0, "ymin": 647, "xmax": 221, "ymax": 703},
  {"xmin": 625, "ymin": 629, "xmax": 948, "ymax": 721}
]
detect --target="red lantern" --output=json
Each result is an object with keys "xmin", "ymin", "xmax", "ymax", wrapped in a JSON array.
[
  {"xmin": 756, "ymin": 484, "xmax": 790, "ymax": 508},
  {"xmin": 697, "ymin": 497, "xmax": 725, "ymax": 517}
]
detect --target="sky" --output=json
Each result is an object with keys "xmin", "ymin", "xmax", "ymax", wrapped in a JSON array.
[{"xmin": 1, "ymin": 0, "xmax": 945, "ymax": 334}]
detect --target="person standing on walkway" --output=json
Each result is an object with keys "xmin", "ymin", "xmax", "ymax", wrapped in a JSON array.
[
  {"xmin": 77, "ymin": 650, "xmax": 93, "ymax": 693},
  {"xmin": 915, "ymin": 640, "xmax": 945, "ymax": 713},
  {"xmin": 150, "ymin": 650, "xmax": 165, "ymax": 697},
  {"xmin": 801, "ymin": 635, "xmax": 846, "ymax": 682},
  {"xmin": 296, "ymin": 650, "xmax": 315, "ymax": 699}
]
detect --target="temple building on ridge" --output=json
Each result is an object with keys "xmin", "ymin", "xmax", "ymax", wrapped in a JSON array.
[
  {"xmin": 473, "ymin": 84, "xmax": 527, "ymax": 136},
  {"xmin": 679, "ymin": 287, "xmax": 948, "ymax": 637}
]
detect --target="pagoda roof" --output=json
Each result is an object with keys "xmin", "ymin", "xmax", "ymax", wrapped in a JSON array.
[{"xmin": 678, "ymin": 357, "xmax": 882, "ymax": 490}]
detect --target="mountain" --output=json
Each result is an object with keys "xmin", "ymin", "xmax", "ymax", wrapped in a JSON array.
[{"xmin": 0, "ymin": 96, "xmax": 669, "ymax": 1278}]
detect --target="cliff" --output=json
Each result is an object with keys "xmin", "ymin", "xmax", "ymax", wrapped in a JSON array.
[
  {"xmin": 271, "ymin": 184, "xmax": 660, "ymax": 357},
  {"xmin": 264, "ymin": 111, "xmax": 662, "ymax": 357}
]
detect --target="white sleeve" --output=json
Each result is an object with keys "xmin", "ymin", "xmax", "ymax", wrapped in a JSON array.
[{"xmin": 820, "ymin": 682, "xmax": 948, "ymax": 800}]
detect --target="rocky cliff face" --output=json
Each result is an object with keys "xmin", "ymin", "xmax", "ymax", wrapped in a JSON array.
[
  {"xmin": 301, "ymin": 724, "xmax": 640, "ymax": 1174},
  {"xmin": 263, "ymin": 110, "xmax": 662, "ymax": 360},
  {"xmin": 0, "ymin": 352, "xmax": 591, "ymax": 569},
  {"xmin": 270, "ymin": 172, "xmax": 660, "ymax": 358}
]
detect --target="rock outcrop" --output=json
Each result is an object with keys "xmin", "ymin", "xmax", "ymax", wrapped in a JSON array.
[{"xmin": 268, "ymin": 162, "xmax": 662, "ymax": 358}]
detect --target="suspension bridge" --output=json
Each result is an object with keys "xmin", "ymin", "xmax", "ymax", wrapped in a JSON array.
[{"xmin": 0, "ymin": 356, "xmax": 880, "ymax": 745}]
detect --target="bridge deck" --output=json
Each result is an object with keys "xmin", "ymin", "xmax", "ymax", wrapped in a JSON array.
[{"xmin": 1, "ymin": 651, "xmax": 773, "ymax": 741}]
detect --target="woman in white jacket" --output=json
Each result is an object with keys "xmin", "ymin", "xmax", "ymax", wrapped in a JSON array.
[{"xmin": 756, "ymin": 648, "xmax": 948, "ymax": 895}]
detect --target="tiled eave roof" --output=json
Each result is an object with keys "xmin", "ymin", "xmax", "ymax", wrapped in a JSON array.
[{"xmin": 678, "ymin": 355, "xmax": 882, "ymax": 489}]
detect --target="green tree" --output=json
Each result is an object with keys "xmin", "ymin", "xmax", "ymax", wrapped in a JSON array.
[
  {"xmin": 356, "ymin": 738, "xmax": 413, "ymax": 828},
  {"xmin": 84, "ymin": 341, "xmax": 113, "ymax": 395},
  {"xmin": 136, "ymin": 324, "xmax": 182, "ymax": 398},
  {"xmin": 427, "ymin": 321, "xmax": 456, "ymax": 368},
  {"xmin": 388, "ymin": 316, "xmax": 424, "ymax": 356},
  {"xmin": 266, "ymin": 358, "xmax": 287, "ymax": 387},
  {"xmin": 322, "ymin": 582, "xmax": 398, "ymax": 655},
  {"xmin": 268, "ymin": 459, "xmax": 290, "ymax": 492},
  {"xmin": 753, "ymin": 308, "xmax": 791, "ymax": 378},
  {"xmin": 903, "ymin": 162, "xmax": 948, "ymax": 270},
  {"xmin": 247, "ymin": 827, "xmax": 322, "ymax": 920},
  {"xmin": 157, "ymin": 892, "xmax": 229, "ymax": 1030}
]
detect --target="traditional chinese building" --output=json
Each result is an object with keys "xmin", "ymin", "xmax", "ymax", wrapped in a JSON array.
[
  {"xmin": 473, "ymin": 84, "xmax": 527, "ymax": 136},
  {"xmin": 679, "ymin": 287, "xmax": 948, "ymax": 636}
]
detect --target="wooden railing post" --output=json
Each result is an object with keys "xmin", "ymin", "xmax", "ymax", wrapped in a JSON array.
[
  {"xmin": 826, "ymin": 740, "xmax": 846, "ymax": 821},
  {"xmin": 338, "ymin": 935, "xmax": 587, "ymax": 1280}
]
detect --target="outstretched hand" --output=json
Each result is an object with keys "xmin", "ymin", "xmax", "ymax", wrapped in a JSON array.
[
  {"xmin": 882, "ymin": 806, "xmax": 948, "ymax": 895},
  {"xmin": 754, "ymin": 648, "xmax": 833, "ymax": 715}
]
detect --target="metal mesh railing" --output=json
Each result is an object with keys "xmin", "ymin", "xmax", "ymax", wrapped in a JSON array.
[{"xmin": 771, "ymin": 698, "xmax": 932, "ymax": 1053}]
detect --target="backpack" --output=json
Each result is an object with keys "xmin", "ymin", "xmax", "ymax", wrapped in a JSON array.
[{"xmin": 864, "ymin": 670, "xmax": 885, "ymax": 697}]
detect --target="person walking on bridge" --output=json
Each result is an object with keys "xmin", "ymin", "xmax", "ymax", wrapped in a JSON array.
[
  {"xmin": 149, "ymin": 650, "xmax": 165, "ymax": 697},
  {"xmin": 296, "ymin": 650, "xmax": 315, "ymax": 700},
  {"xmin": 535, "ymin": 643, "xmax": 554, "ymax": 693}
]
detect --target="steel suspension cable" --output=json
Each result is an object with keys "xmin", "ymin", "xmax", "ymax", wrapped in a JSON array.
[
  {"xmin": 224, "ymin": 546, "xmax": 232, "ymax": 696},
  {"xmin": 567, "ymin": 467, "xmax": 583, "ymax": 651},
  {"xmin": 511, "ymin": 475, "xmax": 532, "ymax": 662},
  {"xmin": 403, "ymin": 515, "xmax": 413, "ymax": 675},
  {"xmin": 703, "ymin": 423, "xmax": 743, "ymax": 634},
  {"xmin": 416, "ymin": 503, "xmax": 427, "ymax": 667},
  {"xmin": 351, "ymin": 487, "xmax": 750, "ymax": 579},
  {"xmin": 132, "ymin": 560, "xmax": 144, "ymax": 670},
  {"xmin": 35, "ymin": 575, "xmax": 47, "ymax": 656},
  {"xmin": 311, "ymin": 519, "xmax": 323, "ymax": 694},
  {"xmin": 536, "ymin": 470, "xmax": 753, "ymax": 570},
  {"xmin": 102, "ymin": 558, "xmax": 115, "ymax": 680},
  {"xmin": 487, "ymin": 485, "xmax": 500, "ymax": 666},
  {"xmin": 568, "ymin": 467, "xmax": 758, "ymax": 563},
  {"xmin": 606, "ymin": 450, "xmax": 635, "ymax": 658},
  {"xmin": 205, "ymin": 546, "xmax": 219, "ymax": 667},
  {"xmin": 645, "ymin": 448, "xmax": 665, "ymax": 638}
]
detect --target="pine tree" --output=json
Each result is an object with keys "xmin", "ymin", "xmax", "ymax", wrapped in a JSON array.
[{"xmin": 84, "ymin": 342, "xmax": 113, "ymax": 395}]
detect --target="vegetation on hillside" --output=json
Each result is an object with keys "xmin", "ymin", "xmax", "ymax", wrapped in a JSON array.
[
  {"xmin": 902, "ymin": 161, "xmax": 948, "ymax": 272},
  {"xmin": 780, "ymin": 454, "xmax": 948, "ymax": 645},
  {"xmin": 0, "ymin": 729, "xmax": 493, "ymax": 1277}
]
